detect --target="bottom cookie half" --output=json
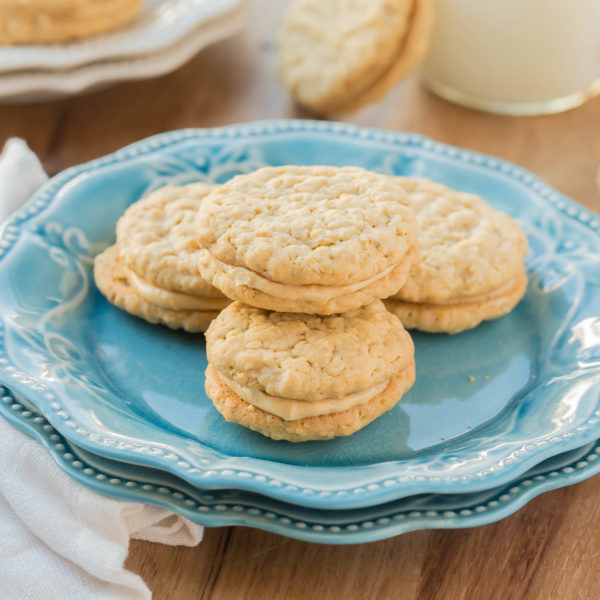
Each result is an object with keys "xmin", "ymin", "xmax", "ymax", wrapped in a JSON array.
[
  {"xmin": 385, "ymin": 269, "xmax": 528, "ymax": 334},
  {"xmin": 94, "ymin": 245, "xmax": 220, "ymax": 333},
  {"xmin": 205, "ymin": 362, "xmax": 416, "ymax": 442}
]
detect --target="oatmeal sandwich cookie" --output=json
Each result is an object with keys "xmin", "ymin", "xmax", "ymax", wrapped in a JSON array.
[
  {"xmin": 94, "ymin": 183, "xmax": 229, "ymax": 333},
  {"xmin": 384, "ymin": 178, "xmax": 528, "ymax": 334},
  {"xmin": 204, "ymin": 301, "xmax": 416, "ymax": 442},
  {"xmin": 336, "ymin": 0, "xmax": 434, "ymax": 114},
  {"xmin": 195, "ymin": 165, "xmax": 418, "ymax": 314},
  {"xmin": 0, "ymin": 0, "xmax": 142, "ymax": 45},
  {"xmin": 278, "ymin": 0, "xmax": 433, "ymax": 114}
]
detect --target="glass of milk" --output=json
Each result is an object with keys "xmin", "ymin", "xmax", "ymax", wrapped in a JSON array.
[{"xmin": 421, "ymin": 0, "xmax": 600, "ymax": 115}]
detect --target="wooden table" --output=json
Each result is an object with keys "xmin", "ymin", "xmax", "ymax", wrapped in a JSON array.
[{"xmin": 2, "ymin": 2, "xmax": 599, "ymax": 598}]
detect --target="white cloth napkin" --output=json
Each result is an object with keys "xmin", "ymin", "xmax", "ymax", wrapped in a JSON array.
[{"xmin": 0, "ymin": 139, "xmax": 204, "ymax": 600}]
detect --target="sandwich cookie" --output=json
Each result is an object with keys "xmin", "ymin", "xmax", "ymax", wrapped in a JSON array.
[
  {"xmin": 278, "ymin": 0, "xmax": 433, "ymax": 114},
  {"xmin": 204, "ymin": 300, "xmax": 416, "ymax": 441},
  {"xmin": 0, "ymin": 0, "xmax": 142, "ymax": 45},
  {"xmin": 94, "ymin": 183, "xmax": 229, "ymax": 332},
  {"xmin": 337, "ymin": 0, "xmax": 434, "ymax": 114},
  {"xmin": 384, "ymin": 178, "xmax": 528, "ymax": 334},
  {"xmin": 195, "ymin": 165, "xmax": 418, "ymax": 314}
]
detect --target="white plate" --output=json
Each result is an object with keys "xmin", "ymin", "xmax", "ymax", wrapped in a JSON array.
[
  {"xmin": 0, "ymin": 0, "xmax": 244, "ymax": 72},
  {"xmin": 0, "ymin": 3, "xmax": 246, "ymax": 103}
]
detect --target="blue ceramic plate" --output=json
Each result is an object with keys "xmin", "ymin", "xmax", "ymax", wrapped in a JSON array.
[
  {"xmin": 0, "ymin": 120, "xmax": 599, "ymax": 509},
  {"xmin": 2, "ymin": 385, "xmax": 600, "ymax": 544}
]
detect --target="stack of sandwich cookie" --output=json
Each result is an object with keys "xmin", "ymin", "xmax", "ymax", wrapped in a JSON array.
[
  {"xmin": 278, "ymin": 0, "xmax": 434, "ymax": 114},
  {"xmin": 94, "ymin": 183, "xmax": 230, "ymax": 333},
  {"xmin": 196, "ymin": 165, "xmax": 418, "ymax": 314},
  {"xmin": 0, "ymin": 0, "xmax": 143, "ymax": 45},
  {"xmin": 199, "ymin": 165, "xmax": 418, "ymax": 441},
  {"xmin": 385, "ymin": 178, "xmax": 528, "ymax": 334}
]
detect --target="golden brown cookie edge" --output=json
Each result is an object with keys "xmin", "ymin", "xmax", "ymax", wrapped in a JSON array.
[
  {"xmin": 199, "ymin": 245, "xmax": 418, "ymax": 315},
  {"xmin": 93, "ymin": 245, "xmax": 221, "ymax": 333},
  {"xmin": 384, "ymin": 267, "xmax": 528, "ymax": 334},
  {"xmin": 205, "ymin": 361, "xmax": 416, "ymax": 442}
]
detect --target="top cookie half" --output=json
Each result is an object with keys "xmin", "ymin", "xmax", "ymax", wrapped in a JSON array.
[
  {"xmin": 195, "ymin": 166, "xmax": 418, "ymax": 314},
  {"xmin": 391, "ymin": 177, "xmax": 528, "ymax": 303},
  {"xmin": 117, "ymin": 182, "xmax": 224, "ymax": 298}
]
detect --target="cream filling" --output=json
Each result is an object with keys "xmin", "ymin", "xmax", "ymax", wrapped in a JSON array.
[
  {"xmin": 204, "ymin": 252, "xmax": 400, "ymax": 302},
  {"xmin": 220, "ymin": 373, "xmax": 389, "ymax": 421},
  {"xmin": 395, "ymin": 275, "xmax": 524, "ymax": 307},
  {"xmin": 128, "ymin": 270, "xmax": 229, "ymax": 311}
]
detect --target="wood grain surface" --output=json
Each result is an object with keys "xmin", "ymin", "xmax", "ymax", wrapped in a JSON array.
[{"xmin": 1, "ymin": 1, "xmax": 599, "ymax": 598}]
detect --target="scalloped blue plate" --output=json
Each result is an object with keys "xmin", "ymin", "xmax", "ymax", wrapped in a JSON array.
[
  {"xmin": 2, "ymin": 385, "xmax": 600, "ymax": 544},
  {"xmin": 0, "ymin": 120, "xmax": 599, "ymax": 510}
]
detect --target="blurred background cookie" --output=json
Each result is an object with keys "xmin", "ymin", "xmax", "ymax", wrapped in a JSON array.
[
  {"xmin": 278, "ymin": 0, "xmax": 433, "ymax": 114},
  {"xmin": 0, "ymin": 0, "xmax": 143, "ymax": 45}
]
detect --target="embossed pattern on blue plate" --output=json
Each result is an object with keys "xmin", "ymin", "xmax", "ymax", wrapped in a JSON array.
[
  {"xmin": 2, "ymin": 385, "xmax": 600, "ymax": 544},
  {"xmin": 0, "ymin": 120, "xmax": 599, "ymax": 509}
]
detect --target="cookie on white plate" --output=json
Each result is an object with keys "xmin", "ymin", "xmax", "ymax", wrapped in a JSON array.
[{"xmin": 0, "ymin": 0, "xmax": 143, "ymax": 45}]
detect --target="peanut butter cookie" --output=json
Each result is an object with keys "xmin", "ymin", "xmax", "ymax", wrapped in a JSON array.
[{"xmin": 204, "ymin": 300, "xmax": 415, "ymax": 441}]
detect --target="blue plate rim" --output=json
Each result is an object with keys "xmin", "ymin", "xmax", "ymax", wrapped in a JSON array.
[{"xmin": 2, "ymin": 384, "xmax": 600, "ymax": 545}]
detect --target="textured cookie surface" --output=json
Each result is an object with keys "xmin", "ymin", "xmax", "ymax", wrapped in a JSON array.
[
  {"xmin": 393, "ymin": 177, "xmax": 528, "ymax": 303},
  {"xmin": 337, "ymin": 0, "xmax": 434, "ymax": 113},
  {"xmin": 205, "ymin": 300, "xmax": 414, "ymax": 401},
  {"xmin": 0, "ymin": 0, "xmax": 142, "ymax": 45},
  {"xmin": 117, "ymin": 183, "xmax": 224, "ymax": 297},
  {"xmin": 196, "ymin": 166, "xmax": 417, "ymax": 287},
  {"xmin": 94, "ymin": 245, "xmax": 222, "ymax": 333},
  {"xmin": 278, "ymin": 0, "xmax": 413, "ymax": 113},
  {"xmin": 206, "ymin": 362, "xmax": 415, "ymax": 442}
]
